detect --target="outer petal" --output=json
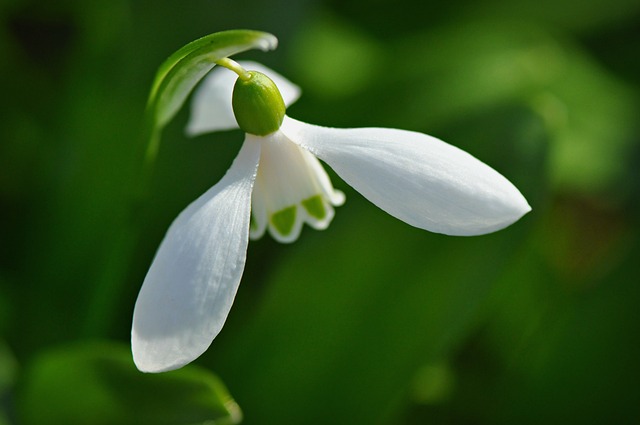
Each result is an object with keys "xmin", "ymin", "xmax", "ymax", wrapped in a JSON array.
[
  {"xmin": 186, "ymin": 61, "xmax": 301, "ymax": 136},
  {"xmin": 132, "ymin": 138, "xmax": 261, "ymax": 373},
  {"xmin": 281, "ymin": 117, "xmax": 531, "ymax": 236}
]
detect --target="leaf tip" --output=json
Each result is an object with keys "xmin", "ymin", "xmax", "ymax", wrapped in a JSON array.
[{"xmin": 257, "ymin": 33, "xmax": 278, "ymax": 51}]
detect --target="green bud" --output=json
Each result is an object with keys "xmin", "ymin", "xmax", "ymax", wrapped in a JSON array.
[{"xmin": 232, "ymin": 71, "xmax": 286, "ymax": 136}]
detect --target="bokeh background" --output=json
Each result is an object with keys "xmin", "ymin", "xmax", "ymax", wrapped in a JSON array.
[{"xmin": 2, "ymin": 0, "xmax": 640, "ymax": 423}]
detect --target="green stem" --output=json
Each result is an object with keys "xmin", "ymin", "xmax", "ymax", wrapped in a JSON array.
[{"xmin": 216, "ymin": 58, "xmax": 251, "ymax": 81}]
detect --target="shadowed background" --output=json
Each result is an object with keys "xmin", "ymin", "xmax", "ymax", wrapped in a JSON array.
[{"xmin": 1, "ymin": 0, "xmax": 639, "ymax": 423}]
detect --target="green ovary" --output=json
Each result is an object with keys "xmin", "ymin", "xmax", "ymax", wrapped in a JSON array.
[
  {"xmin": 270, "ymin": 206, "xmax": 297, "ymax": 236},
  {"xmin": 302, "ymin": 195, "xmax": 327, "ymax": 220}
]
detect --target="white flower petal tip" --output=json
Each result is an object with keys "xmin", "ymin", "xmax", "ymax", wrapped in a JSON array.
[
  {"xmin": 247, "ymin": 131, "xmax": 344, "ymax": 244},
  {"xmin": 281, "ymin": 116, "xmax": 531, "ymax": 237},
  {"xmin": 186, "ymin": 61, "xmax": 301, "ymax": 137},
  {"xmin": 131, "ymin": 139, "xmax": 261, "ymax": 373}
]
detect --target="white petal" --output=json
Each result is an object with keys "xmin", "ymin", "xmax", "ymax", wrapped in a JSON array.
[
  {"xmin": 186, "ymin": 61, "xmax": 301, "ymax": 136},
  {"xmin": 249, "ymin": 167, "xmax": 268, "ymax": 241},
  {"xmin": 132, "ymin": 138, "xmax": 261, "ymax": 372},
  {"xmin": 249, "ymin": 131, "xmax": 343, "ymax": 243},
  {"xmin": 281, "ymin": 117, "xmax": 531, "ymax": 236},
  {"xmin": 304, "ymin": 150, "xmax": 346, "ymax": 207}
]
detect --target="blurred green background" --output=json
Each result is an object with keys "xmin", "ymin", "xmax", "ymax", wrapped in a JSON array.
[{"xmin": 1, "ymin": 0, "xmax": 640, "ymax": 423}]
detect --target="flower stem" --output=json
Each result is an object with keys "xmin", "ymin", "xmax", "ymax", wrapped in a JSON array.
[{"xmin": 216, "ymin": 57, "xmax": 251, "ymax": 81}]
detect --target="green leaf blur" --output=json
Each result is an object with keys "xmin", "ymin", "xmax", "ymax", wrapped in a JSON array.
[
  {"xmin": 1, "ymin": 0, "xmax": 639, "ymax": 424},
  {"xmin": 17, "ymin": 342, "xmax": 241, "ymax": 425}
]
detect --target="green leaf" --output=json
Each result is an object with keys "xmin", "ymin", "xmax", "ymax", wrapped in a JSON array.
[
  {"xmin": 144, "ymin": 29, "xmax": 277, "ymax": 164},
  {"xmin": 17, "ymin": 342, "xmax": 242, "ymax": 425}
]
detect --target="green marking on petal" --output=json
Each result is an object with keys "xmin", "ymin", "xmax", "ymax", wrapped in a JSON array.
[
  {"xmin": 302, "ymin": 195, "xmax": 327, "ymax": 220},
  {"xmin": 270, "ymin": 206, "xmax": 297, "ymax": 236}
]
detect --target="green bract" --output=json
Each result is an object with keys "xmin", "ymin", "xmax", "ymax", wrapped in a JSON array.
[
  {"xmin": 232, "ymin": 71, "xmax": 286, "ymax": 136},
  {"xmin": 144, "ymin": 30, "xmax": 278, "ymax": 164}
]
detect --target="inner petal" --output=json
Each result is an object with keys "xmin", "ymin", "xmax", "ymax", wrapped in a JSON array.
[
  {"xmin": 270, "ymin": 205, "xmax": 298, "ymax": 237},
  {"xmin": 302, "ymin": 195, "xmax": 327, "ymax": 220},
  {"xmin": 248, "ymin": 131, "xmax": 344, "ymax": 243}
]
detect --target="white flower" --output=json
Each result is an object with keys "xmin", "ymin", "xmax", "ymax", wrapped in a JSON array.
[{"xmin": 132, "ymin": 61, "xmax": 531, "ymax": 373}]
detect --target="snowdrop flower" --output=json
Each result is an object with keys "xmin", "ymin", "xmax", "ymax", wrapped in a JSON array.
[{"xmin": 132, "ymin": 58, "xmax": 531, "ymax": 373}]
